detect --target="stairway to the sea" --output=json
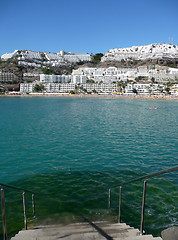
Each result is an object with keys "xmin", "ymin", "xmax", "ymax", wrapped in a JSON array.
[
  {"xmin": 11, "ymin": 221, "xmax": 162, "ymax": 240},
  {"xmin": 2, "ymin": 166, "xmax": 177, "ymax": 240}
]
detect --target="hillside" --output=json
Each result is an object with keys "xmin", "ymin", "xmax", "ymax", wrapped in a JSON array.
[
  {"xmin": 0, "ymin": 44, "xmax": 178, "ymax": 82},
  {"xmin": 101, "ymin": 43, "xmax": 178, "ymax": 62}
]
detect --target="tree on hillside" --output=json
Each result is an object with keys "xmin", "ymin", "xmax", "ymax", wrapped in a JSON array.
[
  {"xmin": 34, "ymin": 83, "xmax": 45, "ymax": 92},
  {"xmin": 91, "ymin": 53, "xmax": 103, "ymax": 65},
  {"xmin": 86, "ymin": 79, "xmax": 95, "ymax": 84},
  {"xmin": 42, "ymin": 68, "xmax": 56, "ymax": 75},
  {"xmin": 132, "ymin": 88, "xmax": 138, "ymax": 94},
  {"xmin": 117, "ymin": 81, "xmax": 127, "ymax": 93}
]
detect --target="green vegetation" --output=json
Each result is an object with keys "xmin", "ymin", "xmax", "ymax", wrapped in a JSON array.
[
  {"xmin": 42, "ymin": 68, "xmax": 56, "ymax": 75},
  {"xmin": 151, "ymin": 77, "xmax": 155, "ymax": 83},
  {"xmin": 157, "ymin": 85, "xmax": 163, "ymax": 93},
  {"xmin": 167, "ymin": 64, "xmax": 177, "ymax": 68},
  {"xmin": 17, "ymin": 65, "xmax": 25, "ymax": 71},
  {"xmin": 33, "ymin": 83, "xmax": 45, "ymax": 92},
  {"xmin": 165, "ymin": 87, "xmax": 171, "ymax": 94},
  {"xmin": 41, "ymin": 53, "xmax": 46, "ymax": 61},
  {"xmin": 91, "ymin": 53, "xmax": 103, "ymax": 65},
  {"xmin": 92, "ymin": 89, "xmax": 98, "ymax": 94},
  {"xmin": 69, "ymin": 90, "xmax": 75, "ymax": 94},
  {"xmin": 132, "ymin": 88, "xmax": 138, "ymax": 94},
  {"xmin": 164, "ymin": 81, "xmax": 173, "ymax": 95},
  {"xmin": 117, "ymin": 81, "xmax": 127, "ymax": 92},
  {"xmin": 86, "ymin": 79, "xmax": 95, "ymax": 84},
  {"xmin": 135, "ymin": 76, "xmax": 146, "ymax": 82},
  {"xmin": 6, "ymin": 59, "xmax": 12, "ymax": 63},
  {"xmin": 77, "ymin": 61, "xmax": 86, "ymax": 65}
]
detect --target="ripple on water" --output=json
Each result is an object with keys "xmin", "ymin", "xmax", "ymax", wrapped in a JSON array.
[{"xmin": 0, "ymin": 97, "xmax": 177, "ymax": 238}]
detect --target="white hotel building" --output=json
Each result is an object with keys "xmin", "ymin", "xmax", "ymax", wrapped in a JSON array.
[
  {"xmin": 0, "ymin": 72, "xmax": 16, "ymax": 82},
  {"xmin": 20, "ymin": 82, "xmax": 76, "ymax": 93},
  {"xmin": 40, "ymin": 74, "xmax": 71, "ymax": 83}
]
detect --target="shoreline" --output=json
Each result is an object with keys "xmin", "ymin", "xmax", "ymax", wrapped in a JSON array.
[{"xmin": 0, "ymin": 93, "xmax": 178, "ymax": 100}]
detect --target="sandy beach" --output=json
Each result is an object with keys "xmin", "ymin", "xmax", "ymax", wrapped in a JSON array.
[{"xmin": 1, "ymin": 93, "xmax": 178, "ymax": 101}]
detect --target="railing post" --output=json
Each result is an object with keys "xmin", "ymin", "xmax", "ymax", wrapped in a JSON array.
[
  {"xmin": 32, "ymin": 194, "xmax": 35, "ymax": 217},
  {"xmin": 108, "ymin": 189, "xmax": 111, "ymax": 208},
  {"xmin": 140, "ymin": 181, "xmax": 147, "ymax": 235},
  {"xmin": 1, "ymin": 188, "xmax": 8, "ymax": 240},
  {"xmin": 23, "ymin": 192, "xmax": 27, "ymax": 230},
  {"xmin": 118, "ymin": 186, "xmax": 122, "ymax": 223}
]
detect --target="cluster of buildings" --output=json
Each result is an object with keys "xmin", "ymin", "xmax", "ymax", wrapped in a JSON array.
[
  {"xmin": 1, "ymin": 64, "xmax": 178, "ymax": 95},
  {"xmin": 18, "ymin": 65, "xmax": 178, "ymax": 95},
  {"xmin": 1, "ymin": 44, "xmax": 178, "ymax": 95},
  {"xmin": 0, "ymin": 72, "xmax": 16, "ymax": 82},
  {"xmin": 19, "ymin": 81, "xmax": 178, "ymax": 95},
  {"xmin": 1, "ymin": 50, "xmax": 92, "ymax": 67},
  {"xmin": 71, "ymin": 66, "xmax": 178, "ymax": 83},
  {"xmin": 101, "ymin": 43, "xmax": 178, "ymax": 62}
]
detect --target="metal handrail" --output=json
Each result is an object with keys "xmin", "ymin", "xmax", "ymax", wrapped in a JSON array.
[
  {"xmin": 110, "ymin": 166, "xmax": 178, "ymax": 189},
  {"xmin": 0, "ymin": 182, "xmax": 36, "ymax": 240},
  {"xmin": 0, "ymin": 182, "xmax": 35, "ymax": 194},
  {"xmin": 108, "ymin": 165, "xmax": 178, "ymax": 235}
]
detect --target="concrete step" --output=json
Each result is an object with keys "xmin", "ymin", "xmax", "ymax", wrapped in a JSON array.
[
  {"xmin": 10, "ymin": 222, "xmax": 162, "ymax": 240},
  {"xmin": 115, "ymin": 236, "xmax": 162, "ymax": 240}
]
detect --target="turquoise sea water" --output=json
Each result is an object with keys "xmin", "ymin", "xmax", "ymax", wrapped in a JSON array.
[{"xmin": 0, "ymin": 97, "xmax": 177, "ymax": 238}]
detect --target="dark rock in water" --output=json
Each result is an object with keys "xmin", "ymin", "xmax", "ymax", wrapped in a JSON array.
[{"xmin": 161, "ymin": 226, "xmax": 178, "ymax": 240}]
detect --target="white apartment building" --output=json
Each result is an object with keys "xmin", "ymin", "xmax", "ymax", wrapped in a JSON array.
[
  {"xmin": 74, "ymin": 67, "xmax": 138, "ymax": 82},
  {"xmin": 19, "ymin": 50, "xmax": 43, "ymax": 60},
  {"xmin": 44, "ymin": 52, "xmax": 64, "ymax": 62},
  {"xmin": 101, "ymin": 44, "xmax": 178, "ymax": 62},
  {"xmin": 0, "ymin": 72, "xmax": 16, "ymax": 82},
  {"xmin": 23, "ymin": 73, "xmax": 40, "ymax": 77},
  {"xmin": 72, "ymin": 75, "xmax": 86, "ymax": 84},
  {"xmin": 44, "ymin": 83, "xmax": 60, "ymax": 92},
  {"xmin": 125, "ymin": 83, "xmax": 164, "ymax": 94},
  {"xmin": 82, "ymin": 83, "xmax": 117, "ymax": 93},
  {"xmin": 60, "ymin": 83, "xmax": 75, "ymax": 92},
  {"xmin": 18, "ymin": 61, "xmax": 42, "ymax": 68},
  {"xmin": 58, "ymin": 51, "xmax": 91, "ymax": 62},
  {"xmin": 1, "ymin": 50, "xmax": 18, "ymax": 60},
  {"xmin": 170, "ymin": 84, "xmax": 178, "ymax": 95},
  {"xmin": 20, "ymin": 83, "xmax": 35, "ymax": 93},
  {"xmin": 71, "ymin": 69, "xmax": 87, "ymax": 84},
  {"xmin": 43, "ymin": 83, "xmax": 75, "ymax": 93},
  {"xmin": 20, "ymin": 82, "xmax": 75, "ymax": 93},
  {"xmin": 40, "ymin": 74, "xmax": 71, "ymax": 83}
]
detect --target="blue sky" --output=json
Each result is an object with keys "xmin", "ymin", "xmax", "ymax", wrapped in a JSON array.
[{"xmin": 0, "ymin": 0, "xmax": 178, "ymax": 56}]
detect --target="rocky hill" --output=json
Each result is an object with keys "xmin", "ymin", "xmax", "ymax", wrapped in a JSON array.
[
  {"xmin": 0, "ymin": 44, "xmax": 178, "ymax": 80},
  {"xmin": 101, "ymin": 43, "xmax": 178, "ymax": 62}
]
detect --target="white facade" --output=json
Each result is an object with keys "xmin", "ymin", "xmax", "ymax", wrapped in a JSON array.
[
  {"xmin": 23, "ymin": 73, "xmax": 40, "ymax": 77},
  {"xmin": 44, "ymin": 52, "xmax": 64, "ymax": 61},
  {"xmin": 20, "ymin": 83, "xmax": 35, "ymax": 93},
  {"xmin": 82, "ymin": 83, "xmax": 117, "ymax": 93},
  {"xmin": 20, "ymin": 82, "xmax": 75, "ymax": 93},
  {"xmin": 170, "ymin": 84, "xmax": 178, "ymax": 95},
  {"xmin": 102, "ymin": 43, "xmax": 178, "ymax": 62},
  {"xmin": 40, "ymin": 74, "xmax": 71, "ymax": 83},
  {"xmin": 72, "ymin": 75, "xmax": 86, "ymax": 84},
  {"xmin": 58, "ymin": 51, "xmax": 91, "ymax": 62},
  {"xmin": 18, "ymin": 61, "xmax": 42, "ymax": 68},
  {"xmin": 0, "ymin": 72, "xmax": 15, "ymax": 82},
  {"xmin": 20, "ymin": 50, "xmax": 43, "ymax": 60},
  {"xmin": 1, "ymin": 50, "xmax": 18, "ymax": 60},
  {"xmin": 60, "ymin": 83, "xmax": 75, "ymax": 92},
  {"xmin": 125, "ymin": 83, "xmax": 165, "ymax": 94},
  {"xmin": 73, "ymin": 66, "xmax": 178, "ymax": 83}
]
